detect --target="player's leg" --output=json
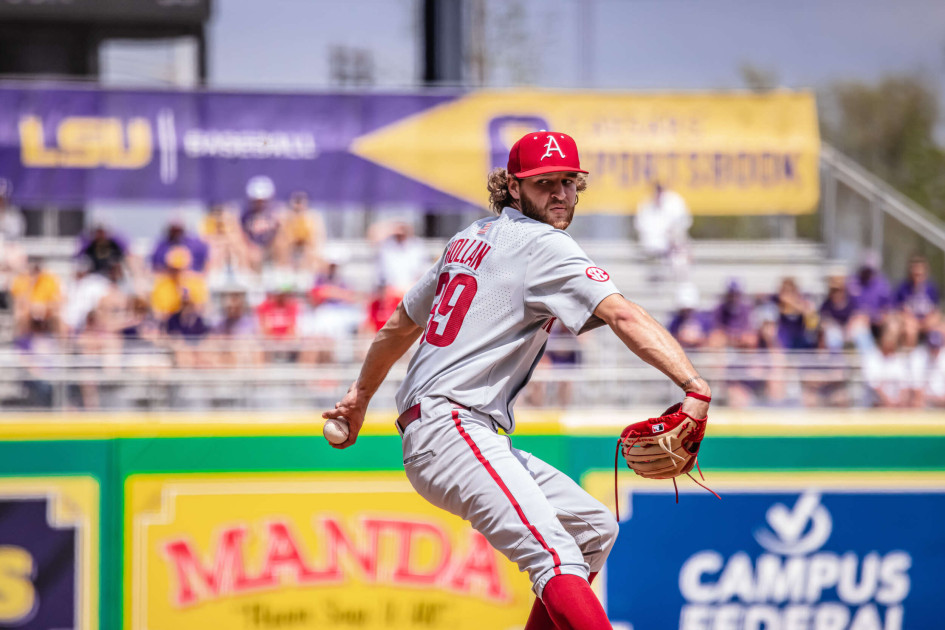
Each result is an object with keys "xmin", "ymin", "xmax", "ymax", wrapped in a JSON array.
[
  {"xmin": 402, "ymin": 401, "xmax": 588, "ymax": 594},
  {"xmin": 407, "ymin": 410, "xmax": 611, "ymax": 629},
  {"xmin": 524, "ymin": 571, "xmax": 601, "ymax": 630},
  {"xmin": 514, "ymin": 447, "xmax": 619, "ymax": 573},
  {"xmin": 540, "ymin": 573, "xmax": 611, "ymax": 629},
  {"xmin": 515, "ymin": 448, "xmax": 617, "ymax": 629}
]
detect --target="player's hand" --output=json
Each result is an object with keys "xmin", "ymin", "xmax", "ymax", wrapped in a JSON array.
[
  {"xmin": 322, "ymin": 381, "xmax": 368, "ymax": 449},
  {"xmin": 680, "ymin": 390, "xmax": 711, "ymax": 419}
]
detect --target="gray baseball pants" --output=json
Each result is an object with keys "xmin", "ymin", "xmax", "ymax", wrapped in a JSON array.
[{"xmin": 400, "ymin": 396, "xmax": 619, "ymax": 597}]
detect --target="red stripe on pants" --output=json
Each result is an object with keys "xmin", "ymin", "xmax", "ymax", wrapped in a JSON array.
[{"xmin": 451, "ymin": 410, "xmax": 562, "ymax": 576}]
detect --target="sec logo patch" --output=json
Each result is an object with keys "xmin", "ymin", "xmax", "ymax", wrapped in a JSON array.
[{"xmin": 585, "ymin": 267, "xmax": 610, "ymax": 282}]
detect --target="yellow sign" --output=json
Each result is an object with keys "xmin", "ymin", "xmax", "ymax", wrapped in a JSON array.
[
  {"xmin": 126, "ymin": 472, "xmax": 533, "ymax": 630},
  {"xmin": 19, "ymin": 115, "xmax": 152, "ymax": 169},
  {"xmin": 0, "ymin": 476, "xmax": 100, "ymax": 630},
  {"xmin": 351, "ymin": 90, "xmax": 820, "ymax": 214}
]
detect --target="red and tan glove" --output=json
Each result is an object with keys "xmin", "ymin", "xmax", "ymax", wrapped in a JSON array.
[
  {"xmin": 618, "ymin": 402, "xmax": 707, "ymax": 479},
  {"xmin": 614, "ymin": 393, "xmax": 719, "ymax": 516}
]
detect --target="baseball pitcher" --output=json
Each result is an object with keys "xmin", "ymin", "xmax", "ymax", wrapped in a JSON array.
[{"xmin": 324, "ymin": 131, "xmax": 712, "ymax": 629}]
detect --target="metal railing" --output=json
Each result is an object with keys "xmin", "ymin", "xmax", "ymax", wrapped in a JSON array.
[
  {"xmin": 0, "ymin": 334, "xmax": 875, "ymax": 411},
  {"xmin": 820, "ymin": 142, "xmax": 945, "ymax": 276}
]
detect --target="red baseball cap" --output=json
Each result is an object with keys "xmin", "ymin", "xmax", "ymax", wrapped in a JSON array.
[{"xmin": 507, "ymin": 131, "xmax": 588, "ymax": 178}]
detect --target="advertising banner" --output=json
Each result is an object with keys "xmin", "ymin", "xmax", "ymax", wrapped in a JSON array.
[
  {"xmin": 0, "ymin": 85, "xmax": 459, "ymax": 207},
  {"xmin": 125, "ymin": 472, "xmax": 533, "ymax": 630},
  {"xmin": 0, "ymin": 84, "xmax": 819, "ymax": 214},
  {"xmin": 353, "ymin": 90, "xmax": 821, "ymax": 215},
  {"xmin": 584, "ymin": 472, "xmax": 945, "ymax": 630},
  {"xmin": 0, "ymin": 476, "xmax": 100, "ymax": 630}
]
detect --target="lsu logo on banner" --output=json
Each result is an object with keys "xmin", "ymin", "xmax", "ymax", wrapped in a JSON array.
[
  {"xmin": 0, "ymin": 544, "xmax": 35, "ymax": 624},
  {"xmin": 0, "ymin": 476, "xmax": 99, "ymax": 630},
  {"xmin": 593, "ymin": 473, "xmax": 945, "ymax": 630},
  {"xmin": 19, "ymin": 115, "xmax": 152, "ymax": 169},
  {"xmin": 126, "ymin": 472, "xmax": 532, "ymax": 630}
]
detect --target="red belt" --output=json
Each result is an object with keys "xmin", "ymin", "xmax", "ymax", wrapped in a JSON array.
[{"xmin": 397, "ymin": 401, "xmax": 468, "ymax": 433}]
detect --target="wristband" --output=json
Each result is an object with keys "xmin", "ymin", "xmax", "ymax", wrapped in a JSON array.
[{"xmin": 685, "ymin": 391, "xmax": 712, "ymax": 403}]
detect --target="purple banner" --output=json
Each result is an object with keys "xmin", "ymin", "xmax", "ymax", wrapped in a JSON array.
[
  {"xmin": 0, "ymin": 498, "xmax": 76, "ymax": 629},
  {"xmin": 0, "ymin": 83, "xmax": 463, "ymax": 207}
]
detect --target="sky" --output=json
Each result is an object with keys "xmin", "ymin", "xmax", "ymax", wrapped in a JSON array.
[
  {"xmin": 207, "ymin": 0, "xmax": 945, "ymax": 104},
  {"xmin": 209, "ymin": 0, "xmax": 420, "ymax": 89}
]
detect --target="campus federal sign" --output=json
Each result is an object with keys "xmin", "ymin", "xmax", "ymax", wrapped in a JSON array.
[
  {"xmin": 596, "ymin": 474, "xmax": 944, "ymax": 630},
  {"xmin": 0, "ymin": 84, "xmax": 819, "ymax": 213}
]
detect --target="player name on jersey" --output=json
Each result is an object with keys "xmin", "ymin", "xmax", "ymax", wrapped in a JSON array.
[{"xmin": 443, "ymin": 238, "xmax": 492, "ymax": 271}]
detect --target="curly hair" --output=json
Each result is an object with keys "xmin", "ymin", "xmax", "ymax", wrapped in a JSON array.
[{"xmin": 486, "ymin": 167, "xmax": 588, "ymax": 215}]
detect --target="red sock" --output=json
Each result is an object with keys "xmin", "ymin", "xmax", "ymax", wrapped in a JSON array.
[
  {"xmin": 524, "ymin": 598, "xmax": 555, "ymax": 630},
  {"xmin": 523, "ymin": 572, "xmax": 600, "ymax": 630},
  {"xmin": 540, "ymin": 574, "xmax": 611, "ymax": 630}
]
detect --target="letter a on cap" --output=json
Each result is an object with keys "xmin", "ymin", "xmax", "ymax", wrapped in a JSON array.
[
  {"xmin": 507, "ymin": 130, "xmax": 587, "ymax": 177},
  {"xmin": 541, "ymin": 135, "xmax": 566, "ymax": 161}
]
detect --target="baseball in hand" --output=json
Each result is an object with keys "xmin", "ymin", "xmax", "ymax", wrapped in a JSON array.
[{"xmin": 323, "ymin": 417, "xmax": 350, "ymax": 444}]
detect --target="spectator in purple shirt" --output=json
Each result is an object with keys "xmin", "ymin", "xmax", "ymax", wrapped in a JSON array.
[
  {"xmin": 164, "ymin": 290, "xmax": 211, "ymax": 367},
  {"xmin": 212, "ymin": 288, "xmax": 262, "ymax": 367},
  {"xmin": 819, "ymin": 273, "xmax": 865, "ymax": 351},
  {"xmin": 14, "ymin": 315, "xmax": 56, "ymax": 407},
  {"xmin": 667, "ymin": 283, "xmax": 712, "ymax": 349},
  {"xmin": 773, "ymin": 277, "xmax": 819, "ymax": 350},
  {"xmin": 709, "ymin": 279, "xmax": 754, "ymax": 348},
  {"xmin": 895, "ymin": 254, "xmax": 941, "ymax": 347},
  {"xmin": 166, "ymin": 300, "xmax": 210, "ymax": 340},
  {"xmin": 151, "ymin": 220, "xmax": 209, "ymax": 274},
  {"xmin": 215, "ymin": 290, "xmax": 258, "ymax": 338},
  {"xmin": 241, "ymin": 176, "xmax": 282, "ymax": 271},
  {"xmin": 121, "ymin": 296, "xmax": 160, "ymax": 350},
  {"xmin": 847, "ymin": 252, "xmax": 892, "ymax": 330},
  {"xmin": 723, "ymin": 307, "xmax": 789, "ymax": 408}
]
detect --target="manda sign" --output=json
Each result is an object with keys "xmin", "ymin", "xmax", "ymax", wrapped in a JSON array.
[{"xmin": 606, "ymin": 488, "xmax": 945, "ymax": 630}]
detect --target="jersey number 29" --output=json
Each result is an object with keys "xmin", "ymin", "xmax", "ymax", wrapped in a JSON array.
[{"xmin": 423, "ymin": 272, "xmax": 478, "ymax": 347}]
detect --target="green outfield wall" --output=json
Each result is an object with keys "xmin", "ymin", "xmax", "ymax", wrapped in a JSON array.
[{"xmin": 0, "ymin": 409, "xmax": 942, "ymax": 630}]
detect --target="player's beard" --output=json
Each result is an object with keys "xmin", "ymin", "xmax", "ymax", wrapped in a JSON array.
[{"xmin": 518, "ymin": 191, "xmax": 575, "ymax": 230}]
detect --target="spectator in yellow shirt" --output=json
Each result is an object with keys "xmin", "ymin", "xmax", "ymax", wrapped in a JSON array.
[
  {"xmin": 200, "ymin": 203, "xmax": 248, "ymax": 272},
  {"xmin": 11, "ymin": 259, "xmax": 62, "ymax": 334},
  {"xmin": 150, "ymin": 248, "xmax": 208, "ymax": 319},
  {"xmin": 274, "ymin": 191, "xmax": 325, "ymax": 269}
]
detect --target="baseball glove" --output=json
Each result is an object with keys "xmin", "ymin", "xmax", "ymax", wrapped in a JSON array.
[
  {"xmin": 619, "ymin": 402, "xmax": 706, "ymax": 479},
  {"xmin": 614, "ymin": 402, "xmax": 718, "ymax": 515}
]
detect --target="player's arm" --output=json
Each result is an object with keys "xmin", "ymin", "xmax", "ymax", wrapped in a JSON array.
[
  {"xmin": 322, "ymin": 302, "xmax": 424, "ymax": 449},
  {"xmin": 594, "ymin": 293, "xmax": 711, "ymax": 417}
]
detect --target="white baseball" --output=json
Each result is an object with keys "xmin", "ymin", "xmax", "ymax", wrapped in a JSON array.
[{"xmin": 323, "ymin": 417, "xmax": 350, "ymax": 445}]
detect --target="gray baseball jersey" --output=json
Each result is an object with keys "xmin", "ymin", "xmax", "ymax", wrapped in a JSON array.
[{"xmin": 396, "ymin": 207, "xmax": 621, "ymax": 432}]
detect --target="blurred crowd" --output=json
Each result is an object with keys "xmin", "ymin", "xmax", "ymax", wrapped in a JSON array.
[
  {"xmin": 0, "ymin": 176, "xmax": 430, "ymax": 407},
  {"xmin": 2, "ymin": 174, "xmax": 944, "ymax": 410},
  {"xmin": 665, "ymin": 252, "xmax": 944, "ymax": 408}
]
